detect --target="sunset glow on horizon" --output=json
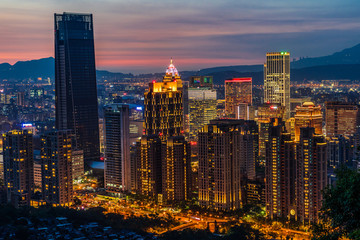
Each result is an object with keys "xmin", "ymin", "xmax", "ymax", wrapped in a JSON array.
[{"xmin": 1, "ymin": 0, "xmax": 360, "ymax": 73}]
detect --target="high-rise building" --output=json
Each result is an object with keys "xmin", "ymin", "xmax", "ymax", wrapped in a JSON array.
[
  {"xmin": 72, "ymin": 149, "xmax": 84, "ymax": 179},
  {"xmin": 162, "ymin": 136, "xmax": 191, "ymax": 202},
  {"xmin": 325, "ymin": 102, "xmax": 359, "ymax": 137},
  {"xmin": 327, "ymin": 136, "xmax": 354, "ymax": 168},
  {"xmin": 296, "ymin": 127, "xmax": 327, "ymax": 224},
  {"xmin": 16, "ymin": 92, "xmax": 25, "ymax": 106},
  {"xmin": 137, "ymin": 135, "xmax": 162, "ymax": 197},
  {"xmin": 55, "ymin": 12, "xmax": 100, "ymax": 165},
  {"xmin": 265, "ymin": 122, "xmax": 296, "ymax": 220},
  {"xmin": 3, "ymin": 130, "xmax": 34, "ymax": 207},
  {"xmin": 264, "ymin": 52, "xmax": 290, "ymax": 119},
  {"xmin": 41, "ymin": 130, "xmax": 73, "ymax": 206},
  {"xmin": 34, "ymin": 157, "xmax": 42, "ymax": 189},
  {"xmin": 188, "ymin": 87, "xmax": 217, "ymax": 141},
  {"xmin": 144, "ymin": 60, "xmax": 183, "ymax": 141},
  {"xmin": 104, "ymin": 104, "xmax": 131, "ymax": 192},
  {"xmin": 294, "ymin": 102, "xmax": 323, "ymax": 142},
  {"xmin": 225, "ymin": 78, "xmax": 252, "ymax": 118},
  {"xmin": 198, "ymin": 119, "xmax": 257, "ymax": 210},
  {"xmin": 256, "ymin": 103, "xmax": 285, "ymax": 159}
]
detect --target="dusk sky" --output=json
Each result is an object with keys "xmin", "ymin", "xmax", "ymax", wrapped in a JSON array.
[{"xmin": 1, "ymin": 0, "xmax": 360, "ymax": 73}]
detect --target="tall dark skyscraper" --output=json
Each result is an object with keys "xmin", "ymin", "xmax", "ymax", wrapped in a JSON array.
[{"xmin": 54, "ymin": 12, "xmax": 100, "ymax": 165}]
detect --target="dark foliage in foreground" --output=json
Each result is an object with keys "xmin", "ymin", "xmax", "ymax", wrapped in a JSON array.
[
  {"xmin": 312, "ymin": 167, "xmax": 360, "ymax": 240},
  {"xmin": 159, "ymin": 223, "xmax": 265, "ymax": 240}
]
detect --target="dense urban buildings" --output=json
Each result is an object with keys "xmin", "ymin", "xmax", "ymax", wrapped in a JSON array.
[
  {"xmin": 41, "ymin": 130, "xmax": 73, "ymax": 206},
  {"xmin": 296, "ymin": 127, "xmax": 327, "ymax": 223},
  {"xmin": 188, "ymin": 79, "xmax": 217, "ymax": 141},
  {"xmin": 225, "ymin": 78, "xmax": 252, "ymax": 118},
  {"xmin": 198, "ymin": 119, "xmax": 257, "ymax": 210},
  {"xmin": 294, "ymin": 102, "xmax": 323, "ymax": 141},
  {"xmin": 104, "ymin": 104, "xmax": 131, "ymax": 192},
  {"xmin": 264, "ymin": 52, "xmax": 291, "ymax": 119},
  {"xmin": 54, "ymin": 12, "xmax": 100, "ymax": 165},
  {"xmin": 3, "ymin": 130, "xmax": 34, "ymax": 207},
  {"xmin": 325, "ymin": 101, "xmax": 359, "ymax": 137}
]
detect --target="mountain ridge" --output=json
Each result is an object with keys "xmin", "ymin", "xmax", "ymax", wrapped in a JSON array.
[{"xmin": 1, "ymin": 43, "xmax": 360, "ymax": 82}]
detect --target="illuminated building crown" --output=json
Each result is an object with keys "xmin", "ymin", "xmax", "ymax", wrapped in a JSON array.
[{"xmin": 166, "ymin": 58, "xmax": 179, "ymax": 76}]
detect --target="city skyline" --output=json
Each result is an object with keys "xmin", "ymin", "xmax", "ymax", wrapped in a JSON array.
[{"xmin": 1, "ymin": 0, "xmax": 360, "ymax": 73}]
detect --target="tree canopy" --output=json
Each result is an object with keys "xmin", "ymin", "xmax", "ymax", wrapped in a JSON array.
[{"xmin": 312, "ymin": 167, "xmax": 360, "ymax": 240}]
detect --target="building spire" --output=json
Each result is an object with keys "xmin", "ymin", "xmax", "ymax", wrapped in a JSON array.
[{"xmin": 166, "ymin": 58, "xmax": 178, "ymax": 77}]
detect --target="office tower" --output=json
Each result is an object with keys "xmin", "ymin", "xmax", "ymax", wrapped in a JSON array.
[
  {"xmin": 296, "ymin": 127, "xmax": 327, "ymax": 224},
  {"xmin": 72, "ymin": 149, "xmax": 84, "ymax": 179},
  {"xmin": 104, "ymin": 104, "xmax": 130, "ymax": 192},
  {"xmin": 225, "ymin": 78, "xmax": 252, "ymax": 118},
  {"xmin": 264, "ymin": 52, "xmax": 291, "ymax": 119},
  {"xmin": 55, "ymin": 12, "xmax": 100, "ymax": 165},
  {"xmin": 99, "ymin": 118, "xmax": 105, "ymax": 154},
  {"xmin": 0, "ymin": 154, "xmax": 3, "ymax": 183},
  {"xmin": 3, "ymin": 130, "xmax": 34, "ymax": 207},
  {"xmin": 144, "ymin": 60, "xmax": 183, "ymax": 141},
  {"xmin": 188, "ymin": 86, "xmax": 217, "ymax": 141},
  {"xmin": 137, "ymin": 135, "xmax": 162, "ymax": 197},
  {"xmin": 325, "ymin": 102, "xmax": 359, "ymax": 137},
  {"xmin": 190, "ymin": 76, "xmax": 213, "ymax": 88},
  {"xmin": 16, "ymin": 92, "xmax": 25, "ymax": 106},
  {"xmin": 198, "ymin": 119, "xmax": 257, "ymax": 210},
  {"xmin": 130, "ymin": 144, "xmax": 139, "ymax": 192},
  {"xmin": 41, "ymin": 130, "xmax": 73, "ymax": 206},
  {"xmin": 129, "ymin": 119, "xmax": 144, "ymax": 145},
  {"xmin": 217, "ymin": 99, "xmax": 226, "ymax": 118},
  {"xmin": 34, "ymin": 157, "xmax": 42, "ymax": 189},
  {"xmin": 294, "ymin": 102, "xmax": 323, "ymax": 142},
  {"xmin": 265, "ymin": 122, "xmax": 296, "ymax": 220},
  {"xmin": 257, "ymin": 103, "xmax": 285, "ymax": 159},
  {"xmin": 162, "ymin": 136, "xmax": 191, "ymax": 202},
  {"xmin": 285, "ymin": 117, "xmax": 296, "ymax": 141}
]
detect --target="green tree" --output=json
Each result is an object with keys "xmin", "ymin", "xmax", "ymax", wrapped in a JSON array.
[{"xmin": 312, "ymin": 167, "xmax": 360, "ymax": 240}]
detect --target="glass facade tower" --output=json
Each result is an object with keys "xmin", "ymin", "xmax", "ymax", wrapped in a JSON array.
[{"xmin": 54, "ymin": 13, "xmax": 100, "ymax": 165}]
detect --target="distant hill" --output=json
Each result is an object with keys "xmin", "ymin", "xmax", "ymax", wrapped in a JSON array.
[
  {"xmin": 0, "ymin": 57, "xmax": 54, "ymax": 80},
  {"xmin": 206, "ymin": 64, "xmax": 360, "ymax": 86},
  {"xmin": 198, "ymin": 65, "xmax": 263, "ymax": 75},
  {"xmin": 197, "ymin": 43, "xmax": 360, "ymax": 74},
  {"xmin": 291, "ymin": 44, "xmax": 360, "ymax": 68},
  {"xmin": 1, "ymin": 43, "xmax": 360, "ymax": 84},
  {"xmin": 0, "ymin": 57, "xmax": 131, "ymax": 81}
]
